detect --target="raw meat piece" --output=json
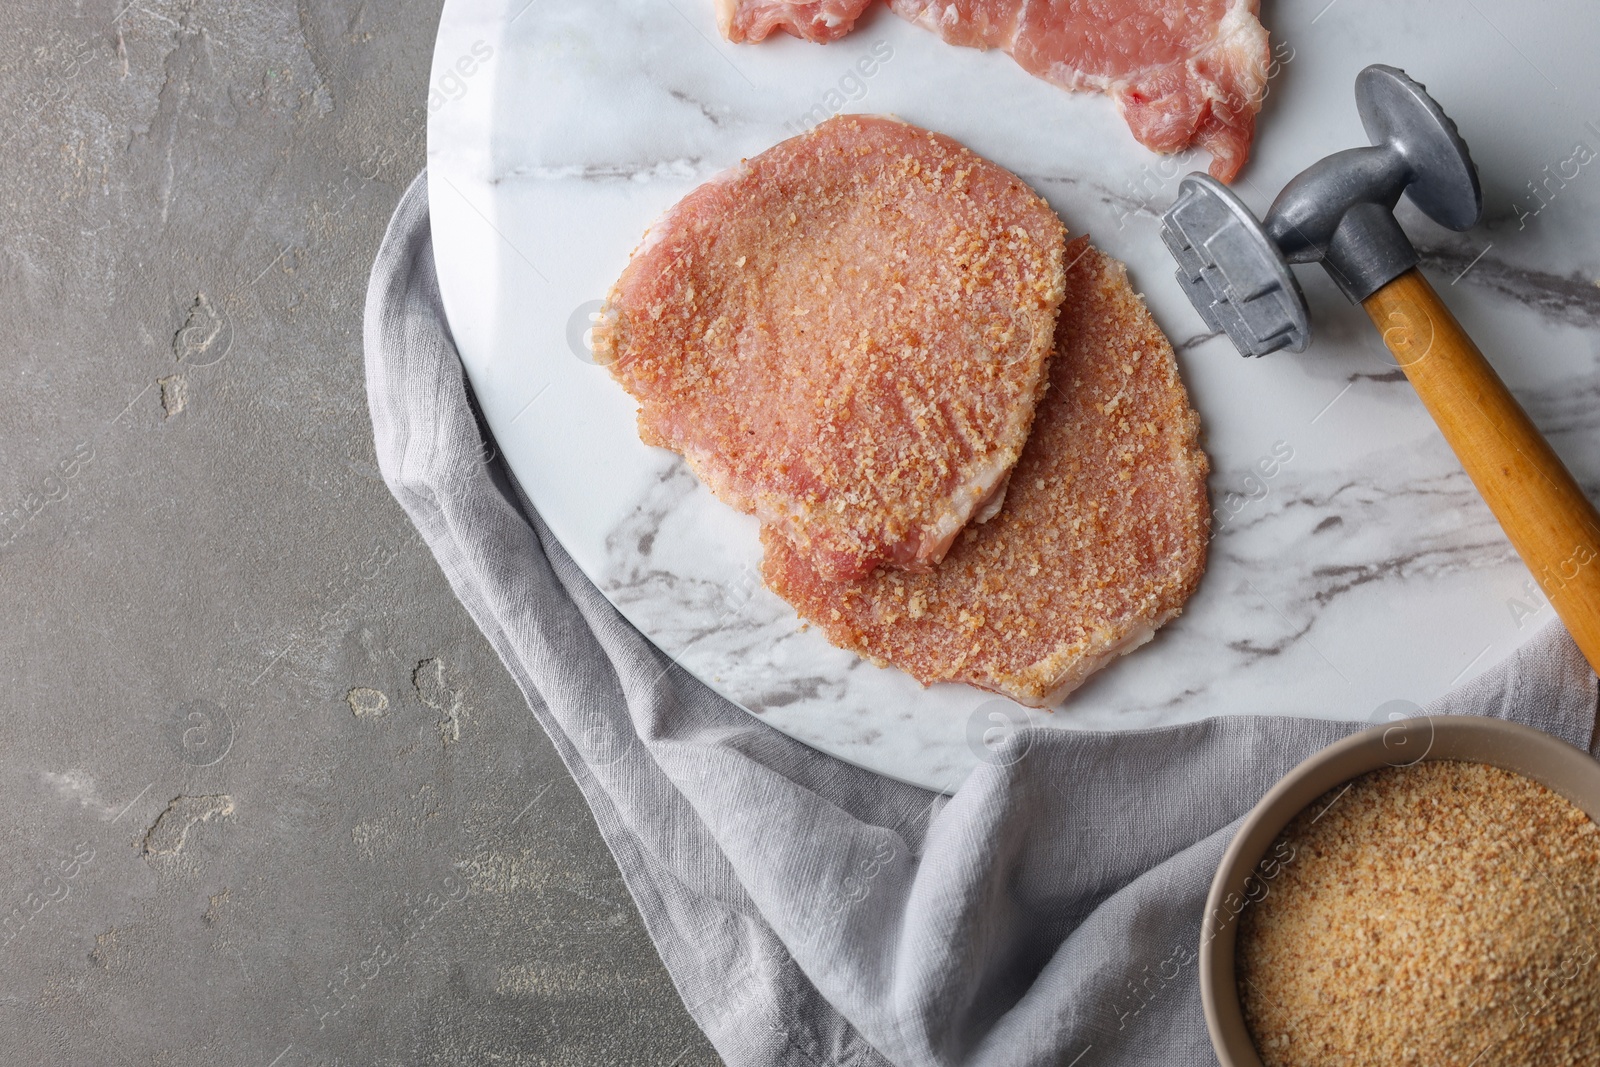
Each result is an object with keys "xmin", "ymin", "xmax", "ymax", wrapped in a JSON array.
[
  {"xmin": 595, "ymin": 115, "xmax": 1067, "ymax": 583},
  {"xmin": 718, "ymin": 0, "xmax": 1271, "ymax": 181},
  {"xmin": 761, "ymin": 240, "xmax": 1211, "ymax": 705},
  {"xmin": 716, "ymin": 0, "xmax": 878, "ymax": 42},
  {"xmin": 887, "ymin": 0, "xmax": 1269, "ymax": 181}
]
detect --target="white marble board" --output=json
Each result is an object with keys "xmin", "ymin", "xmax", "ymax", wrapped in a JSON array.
[{"xmin": 426, "ymin": 0, "xmax": 1600, "ymax": 791}]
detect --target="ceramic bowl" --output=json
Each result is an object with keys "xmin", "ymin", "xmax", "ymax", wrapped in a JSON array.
[{"xmin": 1200, "ymin": 715, "xmax": 1600, "ymax": 1066}]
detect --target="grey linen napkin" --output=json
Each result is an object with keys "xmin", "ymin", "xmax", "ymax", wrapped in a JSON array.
[{"xmin": 364, "ymin": 171, "xmax": 1600, "ymax": 1067}]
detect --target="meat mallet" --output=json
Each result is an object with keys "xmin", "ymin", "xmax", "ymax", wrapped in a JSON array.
[{"xmin": 1160, "ymin": 64, "xmax": 1600, "ymax": 676}]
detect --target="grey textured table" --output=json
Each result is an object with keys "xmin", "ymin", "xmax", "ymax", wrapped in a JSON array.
[{"xmin": 0, "ymin": 2, "xmax": 719, "ymax": 1063}]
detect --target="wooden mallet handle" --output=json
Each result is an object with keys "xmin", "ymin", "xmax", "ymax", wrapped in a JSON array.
[{"xmin": 1363, "ymin": 267, "xmax": 1600, "ymax": 677}]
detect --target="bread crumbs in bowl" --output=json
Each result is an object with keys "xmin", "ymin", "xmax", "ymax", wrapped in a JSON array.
[{"xmin": 1201, "ymin": 716, "xmax": 1600, "ymax": 1067}]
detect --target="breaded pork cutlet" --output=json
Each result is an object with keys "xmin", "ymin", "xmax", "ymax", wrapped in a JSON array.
[
  {"xmin": 594, "ymin": 115, "xmax": 1067, "ymax": 583},
  {"xmin": 761, "ymin": 240, "xmax": 1210, "ymax": 705}
]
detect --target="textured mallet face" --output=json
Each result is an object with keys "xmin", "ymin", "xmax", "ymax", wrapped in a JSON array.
[
  {"xmin": 761, "ymin": 243, "xmax": 1211, "ymax": 706},
  {"xmin": 1162, "ymin": 176, "xmax": 1309, "ymax": 357},
  {"xmin": 596, "ymin": 115, "xmax": 1068, "ymax": 583}
]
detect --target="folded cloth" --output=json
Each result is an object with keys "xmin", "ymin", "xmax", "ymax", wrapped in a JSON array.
[{"xmin": 364, "ymin": 171, "xmax": 1600, "ymax": 1067}]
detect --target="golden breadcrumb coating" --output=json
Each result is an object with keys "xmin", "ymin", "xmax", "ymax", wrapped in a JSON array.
[
  {"xmin": 595, "ymin": 115, "xmax": 1067, "ymax": 582},
  {"xmin": 761, "ymin": 241, "xmax": 1210, "ymax": 705}
]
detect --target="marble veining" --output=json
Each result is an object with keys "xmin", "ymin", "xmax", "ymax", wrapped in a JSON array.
[{"xmin": 428, "ymin": 0, "xmax": 1600, "ymax": 789}]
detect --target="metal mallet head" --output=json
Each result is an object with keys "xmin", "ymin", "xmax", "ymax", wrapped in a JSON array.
[
  {"xmin": 1159, "ymin": 64, "xmax": 1600, "ymax": 684},
  {"xmin": 1160, "ymin": 64, "xmax": 1483, "ymax": 356}
]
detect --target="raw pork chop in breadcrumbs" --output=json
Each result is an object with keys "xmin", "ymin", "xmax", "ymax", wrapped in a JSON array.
[{"xmin": 595, "ymin": 115, "xmax": 1068, "ymax": 583}]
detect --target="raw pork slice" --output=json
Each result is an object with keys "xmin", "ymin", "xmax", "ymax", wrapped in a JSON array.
[
  {"xmin": 595, "ymin": 115, "xmax": 1067, "ymax": 583},
  {"xmin": 716, "ymin": 0, "xmax": 877, "ymax": 42},
  {"xmin": 887, "ymin": 0, "xmax": 1270, "ymax": 181},
  {"xmin": 718, "ymin": 0, "xmax": 1271, "ymax": 181},
  {"xmin": 761, "ymin": 241, "xmax": 1210, "ymax": 705}
]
